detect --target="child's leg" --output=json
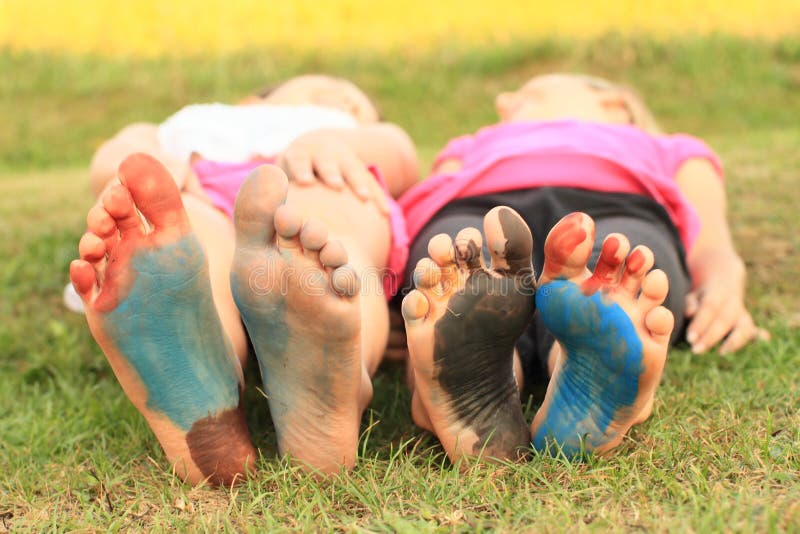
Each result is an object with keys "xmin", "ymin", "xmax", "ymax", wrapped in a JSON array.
[
  {"xmin": 230, "ymin": 166, "xmax": 391, "ymax": 474},
  {"xmin": 286, "ymin": 180, "xmax": 392, "ymax": 376},
  {"xmin": 88, "ymin": 189, "xmax": 249, "ymax": 366},
  {"xmin": 593, "ymin": 215, "xmax": 690, "ymax": 342},
  {"xmin": 530, "ymin": 213, "xmax": 673, "ymax": 456},
  {"xmin": 402, "ymin": 207, "xmax": 535, "ymax": 462},
  {"xmin": 180, "ymin": 195, "xmax": 249, "ymax": 364},
  {"xmin": 71, "ymin": 154, "xmax": 255, "ymax": 486},
  {"xmin": 523, "ymin": 213, "xmax": 690, "ymax": 386},
  {"xmin": 401, "ymin": 208, "xmax": 674, "ymax": 462}
]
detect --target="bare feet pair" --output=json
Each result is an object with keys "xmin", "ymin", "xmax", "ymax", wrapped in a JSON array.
[
  {"xmin": 71, "ymin": 154, "xmax": 369, "ymax": 485},
  {"xmin": 402, "ymin": 211, "xmax": 674, "ymax": 462},
  {"xmin": 70, "ymin": 153, "xmax": 674, "ymax": 485}
]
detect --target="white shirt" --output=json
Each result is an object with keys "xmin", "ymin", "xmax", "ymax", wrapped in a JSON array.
[{"xmin": 157, "ymin": 103, "xmax": 357, "ymax": 163}]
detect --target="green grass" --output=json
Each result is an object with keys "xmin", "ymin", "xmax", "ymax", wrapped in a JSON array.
[
  {"xmin": 2, "ymin": 35, "xmax": 800, "ymax": 531},
  {"xmin": 3, "ymin": 35, "xmax": 800, "ymax": 172}
]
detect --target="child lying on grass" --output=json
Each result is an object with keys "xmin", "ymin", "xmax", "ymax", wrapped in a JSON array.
[
  {"xmin": 71, "ymin": 74, "xmax": 418, "ymax": 484},
  {"xmin": 69, "ymin": 72, "xmax": 767, "ymax": 485},
  {"xmin": 393, "ymin": 73, "xmax": 769, "ymax": 462}
]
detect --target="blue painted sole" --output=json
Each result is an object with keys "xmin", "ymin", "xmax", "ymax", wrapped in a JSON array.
[
  {"xmin": 103, "ymin": 236, "xmax": 241, "ymax": 431},
  {"xmin": 532, "ymin": 279, "xmax": 644, "ymax": 456}
]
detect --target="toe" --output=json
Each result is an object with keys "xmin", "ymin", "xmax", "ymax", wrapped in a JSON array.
[
  {"xmin": 483, "ymin": 206, "xmax": 533, "ymax": 276},
  {"xmin": 402, "ymin": 289, "xmax": 430, "ymax": 325},
  {"xmin": 117, "ymin": 153, "xmax": 190, "ymax": 232},
  {"xmin": 428, "ymin": 233, "xmax": 455, "ymax": 266},
  {"xmin": 78, "ymin": 232, "xmax": 106, "ymax": 263},
  {"xmin": 583, "ymin": 233, "xmax": 630, "ymax": 294},
  {"xmin": 78, "ymin": 232, "xmax": 107, "ymax": 284},
  {"xmin": 413, "ymin": 258, "xmax": 442, "ymax": 300},
  {"xmin": 639, "ymin": 269, "xmax": 669, "ymax": 311},
  {"xmin": 620, "ymin": 245, "xmax": 654, "ymax": 298},
  {"xmin": 320, "ymin": 240, "xmax": 348, "ymax": 268},
  {"xmin": 86, "ymin": 204, "xmax": 117, "ymax": 237},
  {"xmin": 330, "ymin": 264, "xmax": 360, "ymax": 297},
  {"xmin": 87, "ymin": 204, "xmax": 120, "ymax": 251},
  {"xmin": 540, "ymin": 212, "xmax": 595, "ymax": 284},
  {"xmin": 274, "ymin": 204, "xmax": 303, "ymax": 251},
  {"xmin": 69, "ymin": 259, "xmax": 97, "ymax": 301},
  {"xmin": 428, "ymin": 233, "xmax": 459, "ymax": 292},
  {"xmin": 102, "ymin": 184, "xmax": 144, "ymax": 238},
  {"xmin": 233, "ymin": 164, "xmax": 289, "ymax": 249},
  {"xmin": 299, "ymin": 219, "xmax": 328, "ymax": 262},
  {"xmin": 644, "ymin": 305, "xmax": 674, "ymax": 344},
  {"xmin": 454, "ymin": 227, "xmax": 484, "ymax": 271}
]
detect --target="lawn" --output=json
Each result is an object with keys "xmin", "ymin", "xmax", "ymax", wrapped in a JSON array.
[{"xmin": 1, "ymin": 36, "xmax": 799, "ymax": 531}]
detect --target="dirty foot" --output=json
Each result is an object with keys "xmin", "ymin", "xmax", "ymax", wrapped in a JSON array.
[
  {"xmin": 531, "ymin": 212, "xmax": 673, "ymax": 456},
  {"xmin": 402, "ymin": 206, "xmax": 535, "ymax": 463},
  {"xmin": 69, "ymin": 153, "xmax": 255, "ymax": 486},
  {"xmin": 231, "ymin": 165, "xmax": 369, "ymax": 474}
]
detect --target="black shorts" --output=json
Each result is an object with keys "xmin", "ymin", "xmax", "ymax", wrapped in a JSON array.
[{"xmin": 396, "ymin": 187, "xmax": 691, "ymax": 387}]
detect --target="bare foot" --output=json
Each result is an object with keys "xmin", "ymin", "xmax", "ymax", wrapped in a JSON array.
[
  {"xmin": 230, "ymin": 165, "xmax": 369, "ymax": 474},
  {"xmin": 402, "ymin": 207, "xmax": 534, "ymax": 462},
  {"xmin": 69, "ymin": 153, "xmax": 255, "ymax": 486},
  {"xmin": 530, "ymin": 212, "xmax": 674, "ymax": 456}
]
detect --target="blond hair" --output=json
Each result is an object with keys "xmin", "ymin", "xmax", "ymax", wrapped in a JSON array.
[{"xmin": 534, "ymin": 73, "xmax": 662, "ymax": 134}]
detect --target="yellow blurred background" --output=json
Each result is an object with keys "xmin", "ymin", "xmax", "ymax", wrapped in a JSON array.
[{"xmin": 2, "ymin": 0, "xmax": 799, "ymax": 57}]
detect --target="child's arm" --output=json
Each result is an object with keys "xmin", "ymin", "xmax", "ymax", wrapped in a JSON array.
[
  {"xmin": 675, "ymin": 158, "xmax": 768, "ymax": 354},
  {"xmin": 432, "ymin": 158, "xmax": 462, "ymax": 174},
  {"xmin": 280, "ymin": 123, "xmax": 419, "ymax": 209},
  {"xmin": 90, "ymin": 123, "xmax": 206, "ymax": 199}
]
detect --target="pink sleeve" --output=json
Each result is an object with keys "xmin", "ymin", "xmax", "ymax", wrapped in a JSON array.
[
  {"xmin": 657, "ymin": 134, "xmax": 724, "ymax": 180},
  {"xmin": 367, "ymin": 166, "xmax": 409, "ymax": 299},
  {"xmin": 432, "ymin": 133, "xmax": 475, "ymax": 169}
]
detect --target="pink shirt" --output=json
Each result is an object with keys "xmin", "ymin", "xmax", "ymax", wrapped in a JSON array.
[
  {"xmin": 192, "ymin": 158, "xmax": 276, "ymax": 219},
  {"xmin": 399, "ymin": 120, "xmax": 723, "ymax": 253}
]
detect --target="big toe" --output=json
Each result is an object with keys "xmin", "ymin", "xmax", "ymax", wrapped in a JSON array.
[
  {"xmin": 233, "ymin": 164, "xmax": 289, "ymax": 248},
  {"xmin": 117, "ymin": 153, "xmax": 190, "ymax": 232},
  {"xmin": 483, "ymin": 206, "xmax": 533, "ymax": 276},
  {"xmin": 540, "ymin": 212, "xmax": 595, "ymax": 284}
]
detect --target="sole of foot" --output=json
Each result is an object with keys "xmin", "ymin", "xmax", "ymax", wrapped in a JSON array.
[
  {"xmin": 230, "ymin": 165, "xmax": 370, "ymax": 475},
  {"xmin": 402, "ymin": 206, "xmax": 535, "ymax": 463},
  {"xmin": 530, "ymin": 212, "xmax": 674, "ymax": 457},
  {"xmin": 69, "ymin": 153, "xmax": 255, "ymax": 486}
]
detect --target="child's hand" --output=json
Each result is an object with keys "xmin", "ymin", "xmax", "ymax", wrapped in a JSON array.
[
  {"xmin": 280, "ymin": 131, "xmax": 390, "ymax": 214},
  {"xmin": 684, "ymin": 251, "xmax": 769, "ymax": 354}
]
